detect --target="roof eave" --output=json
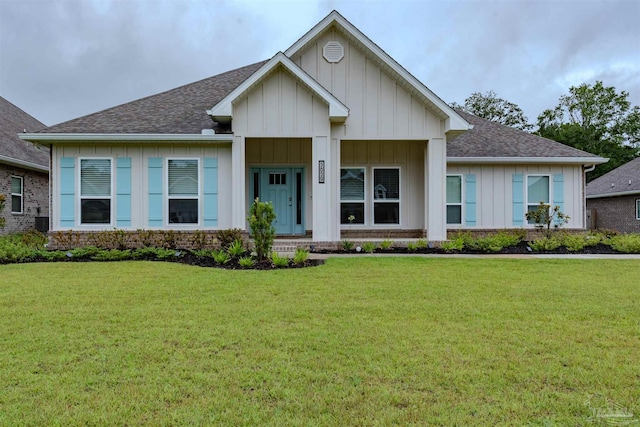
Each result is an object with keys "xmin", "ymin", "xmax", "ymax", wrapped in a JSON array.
[
  {"xmin": 0, "ymin": 154, "xmax": 48, "ymax": 172},
  {"xmin": 19, "ymin": 133, "xmax": 235, "ymax": 143},
  {"xmin": 586, "ymin": 189, "xmax": 640, "ymax": 199},
  {"xmin": 447, "ymin": 156, "xmax": 609, "ymax": 165}
]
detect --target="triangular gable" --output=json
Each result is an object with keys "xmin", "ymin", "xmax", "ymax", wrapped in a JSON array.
[
  {"xmin": 285, "ymin": 10, "xmax": 469, "ymax": 135},
  {"xmin": 207, "ymin": 52, "xmax": 349, "ymax": 124}
]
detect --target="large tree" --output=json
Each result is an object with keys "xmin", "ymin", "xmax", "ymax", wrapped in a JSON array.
[
  {"xmin": 536, "ymin": 81, "xmax": 639, "ymax": 181},
  {"xmin": 451, "ymin": 90, "xmax": 533, "ymax": 131}
]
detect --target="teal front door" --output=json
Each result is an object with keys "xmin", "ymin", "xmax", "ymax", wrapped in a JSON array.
[{"xmin": 250, "ymin": 168, "xmax": 305, "ymax": 235}]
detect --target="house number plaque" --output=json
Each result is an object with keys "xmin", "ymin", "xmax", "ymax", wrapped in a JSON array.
[{"xmin": 319, "ymin": 160, "xmax": 325, "ymax": 184}]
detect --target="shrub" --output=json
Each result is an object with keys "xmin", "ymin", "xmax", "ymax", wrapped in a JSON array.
[
  {"xmin": 293, "ymin": 248, "xmax": 309, "ymax": 265},
  {"xmin": 226, "ymin": 239, "xmax": 246, "ymax": 258},
  {"xmin": 362, "ymin": 242, "xmax": 377, "ymax": 253},
  {"xmin": 19, "ymin": 230, "xmax": 47, "ymax": 248},
  {"xmin": 442, "ymin": 237, "xmax": 465, "ymax": 252},
  {"xmin": 341, "ymin": 240, "xmax": 354, "ymax": 251},
  {"xmin": 529, "ymin": 237, "xmax": 561, "ymax": 251},
  {"xmin": 607, "ymin": 234, "xmax": 640, "ymax": 253},
  {"xmin": 213, "ymin": 249, "xmax": 230, "ymax": 264},
  {"xmin": 70, "ymin": 246, "xmax": 102, "ymax": 259},
  {"xmin": 270, "ymin": 252, "xmax": 290, "ymax": 268},
  {"xmin": 525, "ymin": 202, "xmax": 569, "ymax": 238},
  {"xmin": 379, "ymin": 239, "xmax": 393, "ymax": 250},
  {"xmin": 190, "ymin": 230, "xmax": 209, "ymax": 250},
  {"xmin": 416, "ymin": 238, "xmax": 428, "ymax": 249},
  {"xmin": 238, "ymin": 256, "xmax": 255, "ymax": 268},
  {"xmin": 91, "ymin": 249, "xmax": 132, "ymax": 262},
  {"xmin": 49, "ymin": 230, "xmax": 81, "ymax": 250},
  {"xmin": 248, "ymin": 198, "xmax": 276, "ymax": 260},
  {"xmin": 217, "ymin": 229, "xmax": 243, "ymax": 250},
  {"xmin": 466, "ymin": 232, "xmax": 522, "ymax": 253},
  {"xmin": 406, "ymin": 242, "xmax": 418, "ymax": 251},
  {"xmin": 132, "ymin": 247, "xmax": 163, "ymax": 260},
  {"xmin": 559, "ymin": 234, "xmax": 587, "ymax": 252}
]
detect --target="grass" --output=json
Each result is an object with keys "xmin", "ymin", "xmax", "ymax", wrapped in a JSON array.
[{"xmin": 1, "ymin": 258, "xmax": 639, "ymax": 425}]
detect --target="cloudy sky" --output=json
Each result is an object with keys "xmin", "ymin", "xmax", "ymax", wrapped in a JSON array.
[{"xmin": 1, "ymin": 0, "xmax": 638, "ymax": 127}]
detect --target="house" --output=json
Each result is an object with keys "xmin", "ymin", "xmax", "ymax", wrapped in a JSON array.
[
  {"xmin": 20, "ymin": 11, "xmax": 605, "ymax": 247},
  {"xmin": 586, "ymin": 157, "xmax": 640, "ymax": 233},
  {"xmin": 0, "ymin": 96, "xmax": 49, "ymax": 234}
]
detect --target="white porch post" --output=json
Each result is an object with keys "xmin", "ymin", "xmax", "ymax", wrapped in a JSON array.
[
  {"xmin": 232, "ymin": 135, "xmax": 246, "ymax": 229},
  {"xmin": 330, "ymin": 137, "xmax": 341, "ymax": 241},
  {"xmin": 426, "ymin": 137, "xmax": 447, "ymax": 241},
  {"xmin": 312, "ymin": 135, "xmax": 332, "ymax": 241}
]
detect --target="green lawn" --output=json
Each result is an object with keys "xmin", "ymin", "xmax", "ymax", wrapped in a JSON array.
[{"xmin": 1, "ymin": 258, "xmax": 638, "ymax": 425}]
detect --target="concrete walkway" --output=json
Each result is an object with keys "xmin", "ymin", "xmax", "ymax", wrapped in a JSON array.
[{"xmin": 307, "ymin": 252, "xmax": 640, "ymax": 260}]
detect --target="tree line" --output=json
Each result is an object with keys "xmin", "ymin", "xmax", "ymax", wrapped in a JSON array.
[{"xmin": 451, "ymin": 82, "xmax": 639, "ymax": 181}]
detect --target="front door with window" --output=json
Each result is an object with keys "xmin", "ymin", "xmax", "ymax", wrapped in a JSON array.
[{"xmin": 250, "ymin": 167, "xmax": 305, "ymax": 235}]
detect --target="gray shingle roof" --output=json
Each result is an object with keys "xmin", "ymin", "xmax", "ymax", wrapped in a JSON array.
[
  {"xmin": 586, "ymin": 157, "xmax": 640, "ymax": 197},
  {"xmin": 41, "ymin": 61, "xmax": 267, "ymax": 134},
  {"xmin": 0, "ymin": 96, "xmax": 48, "ymax": 168},
  {"xmin": 448, "ymin": 110, "xmax": 600, "ymax": 158}
]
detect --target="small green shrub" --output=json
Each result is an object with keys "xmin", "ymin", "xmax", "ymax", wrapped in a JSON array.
[
  {"xmin": 416, "ymin": 238, "xmax": 428, "ymax": 249},
  {"xmin": 341, "ymin": 240, "xmax": 354, "ymax": 251},
  {"xmin": 362, "ymin": 242, "xmax": 377, "ymax": 253},
  {"xmin": 227, "ymin": 239, "xmax": 246, "ymax": 258},
  {"xmin": 40, "ymin": 250, "xmax": 68, "ymax": 262},
  {"xmin": 154, "ymin": 248, "xmax": 180, "ymax": 260},
  {"xmin": 132, "ymin": 247, "xmax": 162, "ymax": 260},
  {"xmin": 584, "ymin": 233, "xmax": 603, "ymax": 247},
  {"xmin": 91, "ymin": 249, "xmax": 132, "ymax": 261},
  {"xmin": 525, "ymin": 202, "xmax": 570, "ymax": 238},
  {"xmin": 559, "ymin": 234, "xmax": 587, "ymax": 252},
  {"xmin": 213, "ymin": 250, "xmax": 231, "ymax": 264},
  {"xmin": 607, "ymin": 234, "xmax": 640, "ymax": 253},
  {"xmin": 192, "ymin": 248, "xmax": 214, "ymax": 258},
  {"xmin": 217, "ymin": 229, "xmax": 243, "ymax": 250},
  {"xmin": 529, "ymin": 237, "xmax": 561, "ymax": 251},
  {"xmin": 190, "ymin": 230, "xmax": 209, "ymax": 250},
  {"xmin": 70, "ymin": 246, "xmax": 102, "ymax": 258},
  {"xmin": 442, "ymin": 237, "xmax": 465, "ymax": 252},
  {"xmin": 270, "ymin": 252, "xmax": 290, "ymax": 268},
  {"xmin": 293, "ymin": 248, "xmax": 309, "ymax": 265},
  {"xmin": 238, "ymin": 256, "xmax": 255, "ymax": 268},
  {"xmin": 49, "ymin": 230, "xmax": 81, "ymax": 250},
  {"xmin": 248, "ymin": 198, "xmax": 276, "ymax": 260},
  {"xmin": 379, "ymin": 239, "xmax": 393, "ymax": 250},
  {"xmin": 406, "ymin": 242, "xmax": 418, "ymax": 251}
]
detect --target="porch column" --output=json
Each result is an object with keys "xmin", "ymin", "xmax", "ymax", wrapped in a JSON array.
[
  {"xmin": 330, "ymin": 137, "xmax": 341, "ymax": 241},
  {"xmin": 426, "ymin": 137, "xmax": 447, "ymax": 241},
  {"xmin": 312, "ymin": 135, "xmax": 332, "ymax": 241},
  {"xmin": 232, "ymin": 135, "xmax": 246, "ymax": 229}
]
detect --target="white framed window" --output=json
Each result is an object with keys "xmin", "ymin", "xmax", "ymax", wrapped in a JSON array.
[
  {"xmin": 526, "ymin": 175, "xmax": 551, "ymax": 225},
  {"xmin": 373, "ymin": 167, "xmax": 400, "ymax": 225},
  {"xmin": 167, "ymin": 158, "xmax": 200, "ymax": 225},
  {"xmin": 636, "ymin": 199, "xmax": 640, "ymax": 220},
  {"xmin": 80, "ymin": 158, "xmax": 112, "ymax": 225},
  {"xmin": 340, "ymin": 167, "xmax": 365, "ymax": 224},
  {"xmin": 11, "ymin": 175, "xmax": 23, "ymax": 214},
  {"xmin": 446, "ymin": 175, "xmax": 463, "ymax": 225}
]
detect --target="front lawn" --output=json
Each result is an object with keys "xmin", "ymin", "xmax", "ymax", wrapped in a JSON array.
[{"xmin": 1, "ymin": 258, "xmax": 638, "ymax": 425}]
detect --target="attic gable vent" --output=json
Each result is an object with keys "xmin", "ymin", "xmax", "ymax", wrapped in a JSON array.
[{"xmin": 323, "ymin": 41, "xmax": 344, "ymax": 63}]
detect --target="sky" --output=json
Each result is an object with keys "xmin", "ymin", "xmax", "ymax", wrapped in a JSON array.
[{"xmin": 0, "ymin": 0, "xmax": 638, "ymax": 128}]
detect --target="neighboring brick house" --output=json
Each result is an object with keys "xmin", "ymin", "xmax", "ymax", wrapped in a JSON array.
[
  {"xmin": 586, "ymin": 157, "xmax": 640, "ymax": 233},
  {"xmin": 0, "ymin": 96, "xmax": 49, "ymax": 234}
]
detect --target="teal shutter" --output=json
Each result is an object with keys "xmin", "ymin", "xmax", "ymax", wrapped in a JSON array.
[
  {"xmin": 512, "ymin": 173, "xmax": 524, "ymax": 226},
  {"xmin": 465, "ymin": 174, "xmax": 477, "ymax": 226},
  {"xmin": 148, "ymin": 158, "xmax": 163, "ymax": 227},
  {"xmin": 116, "ymin": 157, "xmax": 132, "ymax": 227},
  {"xmin": 203, "ymin": 157, "xmax": 218, "ymax": 226},
  {"xmin": 553, "ymin": 174, "xmax": 564, "ymax": 225},
  {"xmin": 60, "ymin": 157, "xmax": 75, "ymax": 227}
]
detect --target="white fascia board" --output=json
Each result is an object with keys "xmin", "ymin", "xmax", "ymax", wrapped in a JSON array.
[
  {"xmin": 0, "ymin": 154, "xmax": 48, "ymax": 172},
  {"xmin": 285, "ymin": 10, "xmax": 468, "ymax": 132},
  {"xmin": 207, "ymin": 52, "xmax": 349, "ymax": 122},
  {"xmin": 586, "ymin": 190, "xmax": 640, "ymax": 199},
  {"xmin": 19, "ymin": 133, "xmax": 234, "ymax": 143},
  {"xmin": 447, "ymin": 156, "xmax": 609, "ymax": 165}
]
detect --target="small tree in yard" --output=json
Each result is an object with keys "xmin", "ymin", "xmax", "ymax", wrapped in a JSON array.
[
  {"xmin": 525, "ymin": 202, "xmax": 569, "ymax": 238},
  {"xmin": 248, "ymin": 198, "xmax": 276, "ymax": 261}
]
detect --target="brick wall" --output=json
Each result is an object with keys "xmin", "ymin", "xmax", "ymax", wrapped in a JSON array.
[
  {"xmin": 587, "ymin": 195, "xmax": 640, "ymax": 233},
  {"xmin": 0, "ymin": 165, "xmax": 49, "ymax": 234}
]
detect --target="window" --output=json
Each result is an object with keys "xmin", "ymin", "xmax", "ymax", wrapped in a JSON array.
[
  {"xmin": 168, "ymin": 159, "xmax": 199, "ymax": 224},
  {"xmin": 446, "ymin": 175, "xmax": 462, "ymax": 225},
  {"xmin": 340, "ymin": 168, "xmax": 365, "ymax": 224},
  {"xmin": 80, "ymin": 159, "xmax": 112, "ymax": 224},
  {"xmin": 373, "ymin": 168, "xmax": 399, "ymax": 224},
  {"xmin": 11, "ymin": 176, "xmax": 23, "ymax": 214},
  {"xmin": 636, "ymin": 199, "xmax": 640, "ymax": 220},
  {"xmin": 526, "ymin": 175, "xmax": 550, "ymax": 225}
]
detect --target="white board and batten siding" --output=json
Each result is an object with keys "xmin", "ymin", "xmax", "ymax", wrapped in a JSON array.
[
  {"xmin": 290, "ymin": 29, "xmax": 444, "ymax": 141},
  {"xmin": 51, "ymin": 144, "xmax": 233, "ymax": 231},
  {"xmin": 447, "ymin": 164, "xmax": 585, "ymax": 229}
]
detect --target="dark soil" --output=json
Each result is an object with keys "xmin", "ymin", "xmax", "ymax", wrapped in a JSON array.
[{"xmin": 177, "ymin": 252, "xmax": 324, "ymax": 270}]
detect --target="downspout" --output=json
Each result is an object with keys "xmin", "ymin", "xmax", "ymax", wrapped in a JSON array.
[{"xmin": 583, "ymin": 164, "xmax": 596, "ymax": 229}]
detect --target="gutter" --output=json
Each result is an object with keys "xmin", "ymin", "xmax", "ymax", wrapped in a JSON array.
[
  {"xmin": 19, "ymin": 133, "xmax": 235, "ymax": 143},
  {"xmin": 586, "ymin": 190, "xmax": 640, "ymax": 199},
  {"xmin": 0, "ymin": 154, "xmax": 49, "ymax": 172},
  {"xmin": 447, "ymin": 156, "xmax": 609, "ymax": 165}
]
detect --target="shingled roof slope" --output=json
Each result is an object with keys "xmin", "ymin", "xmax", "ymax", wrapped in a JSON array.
[
  {"xmin": 41, "ymin": 61, "xmax": 267, "ymax": 134},
  {"xmin": 586, "ymin": 157, "xmax": 640, "ymax": 197},
  {"xmin": 448, "ymin": 110, "xmax": 599, "ymax": 158},
  {"xmin": 0, "ymin": 96, "xmax": 48, "ymax": 168}
]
